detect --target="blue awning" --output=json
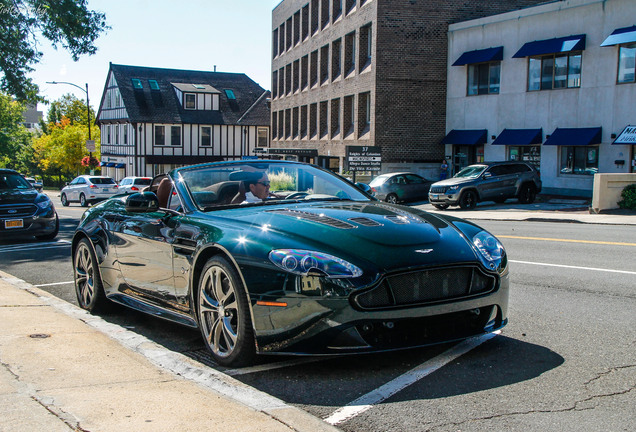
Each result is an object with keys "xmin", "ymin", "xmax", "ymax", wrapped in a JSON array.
[
  {"xmin": 115, "ymin": 163, "xmax": 126, "ymax": 168},
  {"xmin": 513, "ymin": 34, "xmax": 586, "ymax": 58},
  {"xmin": 105, "ymin": 162, "xmax": 116, "ymax": 167},
  {"xmin": 441, "ymin": 129, "xmax": 488, "ymax": 146},
  {"xmin": 601, "ymin": 26, "xmax": 636, "ymax": 47},
  {"xmin": 492, "ymin": 129, "xmax": 542, "ymax": 145},
  {"xmin": 99, "ymin": 161, "xmax": 107, "ymax": 167},
  {"xmin": 452, "ymin": 46, "xmax": 503, "ymax": 66},
  {"xmin": 544, "ymin": 127, "xmax": 602, "ymax": 146}
]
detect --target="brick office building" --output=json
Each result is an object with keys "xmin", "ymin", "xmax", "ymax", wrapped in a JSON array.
[{"xmin": 270, "ymin": 0, "xmax": 549, "ymax": 176}]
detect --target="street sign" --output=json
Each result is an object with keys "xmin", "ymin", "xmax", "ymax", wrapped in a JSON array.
[
  {"xmin": 86, "ymin": 140, "xmax": 96, "ymax": 152},
  {"xmin": 346, "ymin": 146, "xmax": 382, "ymax": 171},
  {"xmin": 614, "ymin": 125, "xmax": 636, "ymax": 144}
]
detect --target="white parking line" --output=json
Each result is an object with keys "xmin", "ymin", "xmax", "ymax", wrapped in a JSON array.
[
  {"xmin": 324, "ymin": 331, "xmax": 500, "ymax": 426},
  {"xmin": 35, "ymin": 281, "xmax": 74, "ymax": 287},
  {"xmin": 510, "ymin": 259, "xmax": 636, "ymax": 275}
]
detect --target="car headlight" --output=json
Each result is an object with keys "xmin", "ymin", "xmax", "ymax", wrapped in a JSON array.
[
  {"xmin": 472, "ymin": 230, "xmax": 505, "ymax": 271},
  {"xmin": 35, "ymin": 197, "xmax": 53, "ymax": 210},
  {"xmin": 446, "ymin": 186, "xmax": 458, "ymax": 194},
  {"xmin": 269, "ymin": 249, "xmax": 362, "ymax": 278}
]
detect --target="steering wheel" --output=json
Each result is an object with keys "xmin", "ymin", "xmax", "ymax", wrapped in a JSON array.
[{"xmin": 285, "ymin": 192, "xmax": 309, "ymax": 200}]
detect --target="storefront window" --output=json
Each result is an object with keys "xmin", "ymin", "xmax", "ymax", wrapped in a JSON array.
[
  {"xmin": 508, "ymin": 146, "xmax": 541, "ymax": 171},
  {"xmin": 559, "ymin": 146, "xmax": 598, "ymax": 175}
]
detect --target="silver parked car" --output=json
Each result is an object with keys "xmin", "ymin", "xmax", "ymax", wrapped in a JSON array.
[
  {"xmin": 369, "ymin": 172, "xmax": 434, "ymax": 204},
  {"xmin": 428, "ymin": 161, "xmax": 542, "ymax": 210},
  {"xmin": 24, "ymin": 177, "xmax": 43, "ymax": 192},
  {"xmin": 60, "ymin": 175, "xmax": 119, "ymax": 207},
  {"xmin": 118, "ymin": 176, "xmax": 152, "ymax": 194}
]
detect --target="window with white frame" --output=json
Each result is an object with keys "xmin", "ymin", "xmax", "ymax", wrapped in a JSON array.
[
  {"xmin": 201, "ymin": 127, "xmax": 211, "ymax": 147},
  {"xmin": 618, "ymin": 43, "xmax": 635, "ymax": 83},
  {"xmin": 257, "ymin": 127, "xmax": 268, "ymax": 147},
  {"xmin": 185, "ymin": 93, "xmax": 196, "ymax": 109},
  {"xmin": 468, "ymin": 62, "xmax": 500, "ymax": 95},
  {"xmin": 171, "ymin": 126, "xmax": 181, "ymax": 146},
  {"xmin": 154, "ymin": 126, "xmax": 165, "ymax": 146},
  {"xmin": 528, "ymin": 52, "xmax": 582, "ymax": 91}
]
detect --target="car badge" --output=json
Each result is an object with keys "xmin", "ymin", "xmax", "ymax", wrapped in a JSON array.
[
  {"xmin": 8, "ymin": 210, "xmax": 17, "ymax": 214},
  {"xmin": 415, "ymin": 249, "xmax": 433, "ymax": 254}
]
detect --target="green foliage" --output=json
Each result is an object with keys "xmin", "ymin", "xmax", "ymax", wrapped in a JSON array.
[
  {"xmin": 47, "ymin": 94, "xmax": 95, "ymax": 126},
  {"xmin": 270, "ymin": 171, "xmax": 296, "ymax": 191},
  {"xmin": 0, "ymin": 93, "xmax": 32, "ymax": 170},
  {"xmin": 0, "ymin": 0, "xmax": 109, "ymax": 103},
  {"xmin": 618, "ymin": 184, "xmax": 636, "ymax": 210}
]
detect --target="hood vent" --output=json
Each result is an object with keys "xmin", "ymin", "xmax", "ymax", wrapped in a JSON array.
[
  {"xmin": 267, "ymin": 209, "xmax": 356, "ymax": 229},
  {"xmin": 349, "ymin": 217, "xmax": 383, "ymax": 227}
]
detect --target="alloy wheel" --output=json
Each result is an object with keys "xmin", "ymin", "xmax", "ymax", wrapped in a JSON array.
[{"xmin": 74, "ymin": 241, "xmax": 96, "ymax": 308}]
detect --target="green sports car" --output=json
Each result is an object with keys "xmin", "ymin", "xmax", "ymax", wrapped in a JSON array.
[{"xmin": 72, "ymin": 160, "xmax": 508, "ymax": 367}]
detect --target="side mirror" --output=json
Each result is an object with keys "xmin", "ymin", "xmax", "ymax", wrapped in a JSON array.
[
  {"xmin": 355, "ymin": 182, "xmax": 373, "ymax": 194},
  {"xmin": 482, "ymin": 172, "xmax": 492, "ymax": 179},
  {"xmin": 125, "ymin": 192, "xmax": 159, "ymax": 213}
]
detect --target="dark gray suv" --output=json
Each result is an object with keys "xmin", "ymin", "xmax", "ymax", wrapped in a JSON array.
[{"xmin": 428, "ymin": 161, "xmax": 542, "ymax": 210}]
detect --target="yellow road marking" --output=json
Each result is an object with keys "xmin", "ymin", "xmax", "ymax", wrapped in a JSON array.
[{"xmin": 496, "ymin": 235, "xmax": 636, "ymax": 247}]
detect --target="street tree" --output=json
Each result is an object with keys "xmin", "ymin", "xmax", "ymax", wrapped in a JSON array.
[
  {"xmin": 0, "ymin": 0, "xmax": 109, "ymax": 102},
  {"xmin": 0, "ymin": 92, "xmax": 31, "ymax": 169}
]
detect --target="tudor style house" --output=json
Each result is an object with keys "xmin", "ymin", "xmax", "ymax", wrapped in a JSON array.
[{"xmin": 96, "ymin": 63, "xmax": 270, "ymax": 180}]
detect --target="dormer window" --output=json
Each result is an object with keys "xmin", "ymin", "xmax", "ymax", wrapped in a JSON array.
[
  {"xmin": 132, "ymin": 79, "xmax": 143, "ymax": 89},
  {"xmin": 185, "ymin": 93, "xmax": 196, "ymax": 109}
]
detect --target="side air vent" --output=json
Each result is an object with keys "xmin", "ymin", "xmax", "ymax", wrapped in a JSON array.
[{"xmin": 267, "ymin": 209, "xmax": 356, "ymax": 229}]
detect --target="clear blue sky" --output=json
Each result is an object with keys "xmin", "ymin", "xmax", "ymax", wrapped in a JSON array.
[{"xmin": 32, "ymin": 0, "xmax": 282, "ymax": 116}]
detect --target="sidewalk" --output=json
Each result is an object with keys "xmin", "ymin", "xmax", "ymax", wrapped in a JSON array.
[
  {"xmin": 415, "ymin": 196, "xmax": 636, "ymax": 225},
  {"xmin": 0, "ymin": 272, "xmax": 339, "ymax": 432}
]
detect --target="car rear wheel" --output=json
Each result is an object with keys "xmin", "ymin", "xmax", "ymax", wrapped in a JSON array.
[
  {"xmin": 79, "ymin": 193, "xmax": 88, "ymax": 207},
  {"xmin": 518, "ymin": 184, "xmax": 537, "ymax": 204},
  {"xmin": 433, "ymin": 204, "xmax": 449, "ymax": 210},
  {"xmin": 197, "ymin": 256, "xmax": 255, "ymax": 367},
  {"xmin": 459, "ymin": 190, "xmax": 477, "ymax": 210},
  {"xmin": 61, "ymin": 193, "xmax": 69, "ymax": 206},
  {"xmin": 35, "ymin": 214, "xmax": 59, "ymax": 241},
  {"xmin": 73, "ymin": 238, "xmax": 108, "ymax": 313},
  {"xmin": 386, "ymin": 193, "xmax": 399, "ymax": 204}
]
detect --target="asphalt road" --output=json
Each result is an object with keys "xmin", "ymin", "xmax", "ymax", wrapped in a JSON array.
[{"xmin": 1, "ymin": 193, "xmax": 634, "ymax": 431}]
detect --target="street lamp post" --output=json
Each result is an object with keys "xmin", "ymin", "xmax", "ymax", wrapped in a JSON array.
[{"xmin": 46, "ymin": 81, "xmax": 94, "ymax": 166}]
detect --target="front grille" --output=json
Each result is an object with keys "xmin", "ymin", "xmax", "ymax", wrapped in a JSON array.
[
  {"xmin": 429, "ymin": 186, "xmax": 448, "ymax": 194},
  {"xmin": 353, "ymin": 266, "xmax": 496, "ymax": 310},
  {"xmin": 0, "ymin": 204, "xmax": 37, "ymax": 218}
]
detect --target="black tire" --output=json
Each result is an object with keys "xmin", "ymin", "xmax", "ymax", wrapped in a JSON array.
[
  {"xmin": 197, "ymin": 256, "xmax": 255, "ymax": 367},
  {"xmin": 386, "ymin": 193, "xmax": 399, "ymax": 204},
  {"xmin": 433, "ymin": 204, "xmax": 449, "ymax": 210},
  {"xmin": 459, "ymin": 190, "xmax": 477, "ymax": 210},
  {"xmin": 80, "ymin": 193, "xmax": 88, "ymax": 207},
  {"xmin": 73, "ymin": 238, "xmax": 108, "ymax": 313},
  {"xmin": 61, "ymin": 193, "xmax": 69, "ymax": 207},
  {"xmin": 35, "ymin": 214, "xmax": 59, "ymax": 241},
  {"xmin": 518, "ymin": 184, "xmax": 537, "ymax": 204}
]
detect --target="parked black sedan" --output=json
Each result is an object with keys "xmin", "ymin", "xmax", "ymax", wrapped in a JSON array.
[
  {"xmin": 72, "ymin": 160, "xmax": 508, "ymax": 367},
  {"xmin": 0, "ymin": 169, "xmax": 58, "ymax": 240},
  {"xmin": 369, "ymin": 172, "xmax": 434, "ymax": 203}
]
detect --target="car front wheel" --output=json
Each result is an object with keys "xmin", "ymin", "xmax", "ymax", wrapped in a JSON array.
[
  {"xmin": 459, "ymin": 190, "xmax": 477, "ymax": 210},
  {"xmin": 197, "ymin": 256, "xmax": 255, "ymax": 367},
  {"xmin": 73, "ymin": 238, "xmax": 108, "ymax": 313}
]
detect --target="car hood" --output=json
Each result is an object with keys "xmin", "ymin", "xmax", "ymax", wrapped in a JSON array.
[
  {"xmin": 431, "ymin": 177, "xmax": 476, "ymax": 187},
  {"xmin": 0, "ymin": 189, "xmax": 39, "ymax": 204},
  {"xmin": 207, "ymin": 201, "xmax": 481, "ymax": 272}
]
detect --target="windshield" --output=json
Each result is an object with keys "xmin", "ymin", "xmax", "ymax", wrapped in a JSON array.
[
  {"xmin": 177, "ymin": 161, "xmax": 371, "ymax": 209},
  {"xmin": 454, "ymin": 165, "xmax": 487, "ymax": 178},
  {"xmin": 0, "ymin": 173, "xmax": 33, "ymax": 190}
]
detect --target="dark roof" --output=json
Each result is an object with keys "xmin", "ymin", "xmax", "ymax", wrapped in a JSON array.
[{"xmin": 98, "ymin": 63, "xmax": 270, "ymax": 126}]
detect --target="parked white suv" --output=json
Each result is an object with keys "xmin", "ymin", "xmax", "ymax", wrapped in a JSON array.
[
  {"xmin": 118, "ymin": 176, "xmax": 151, "ymax": 194},
  {"xmin": 60, "ymin": 175, "xmax": 119, "ymax": 207},
  {"xmin": 429, "ymin": 161, "xmax": 542, "ymax": 210}
]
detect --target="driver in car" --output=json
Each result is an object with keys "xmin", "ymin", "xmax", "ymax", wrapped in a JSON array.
[{"xmin": 243, "ymin": 172, "xmax": 274, "ymax": 203}]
